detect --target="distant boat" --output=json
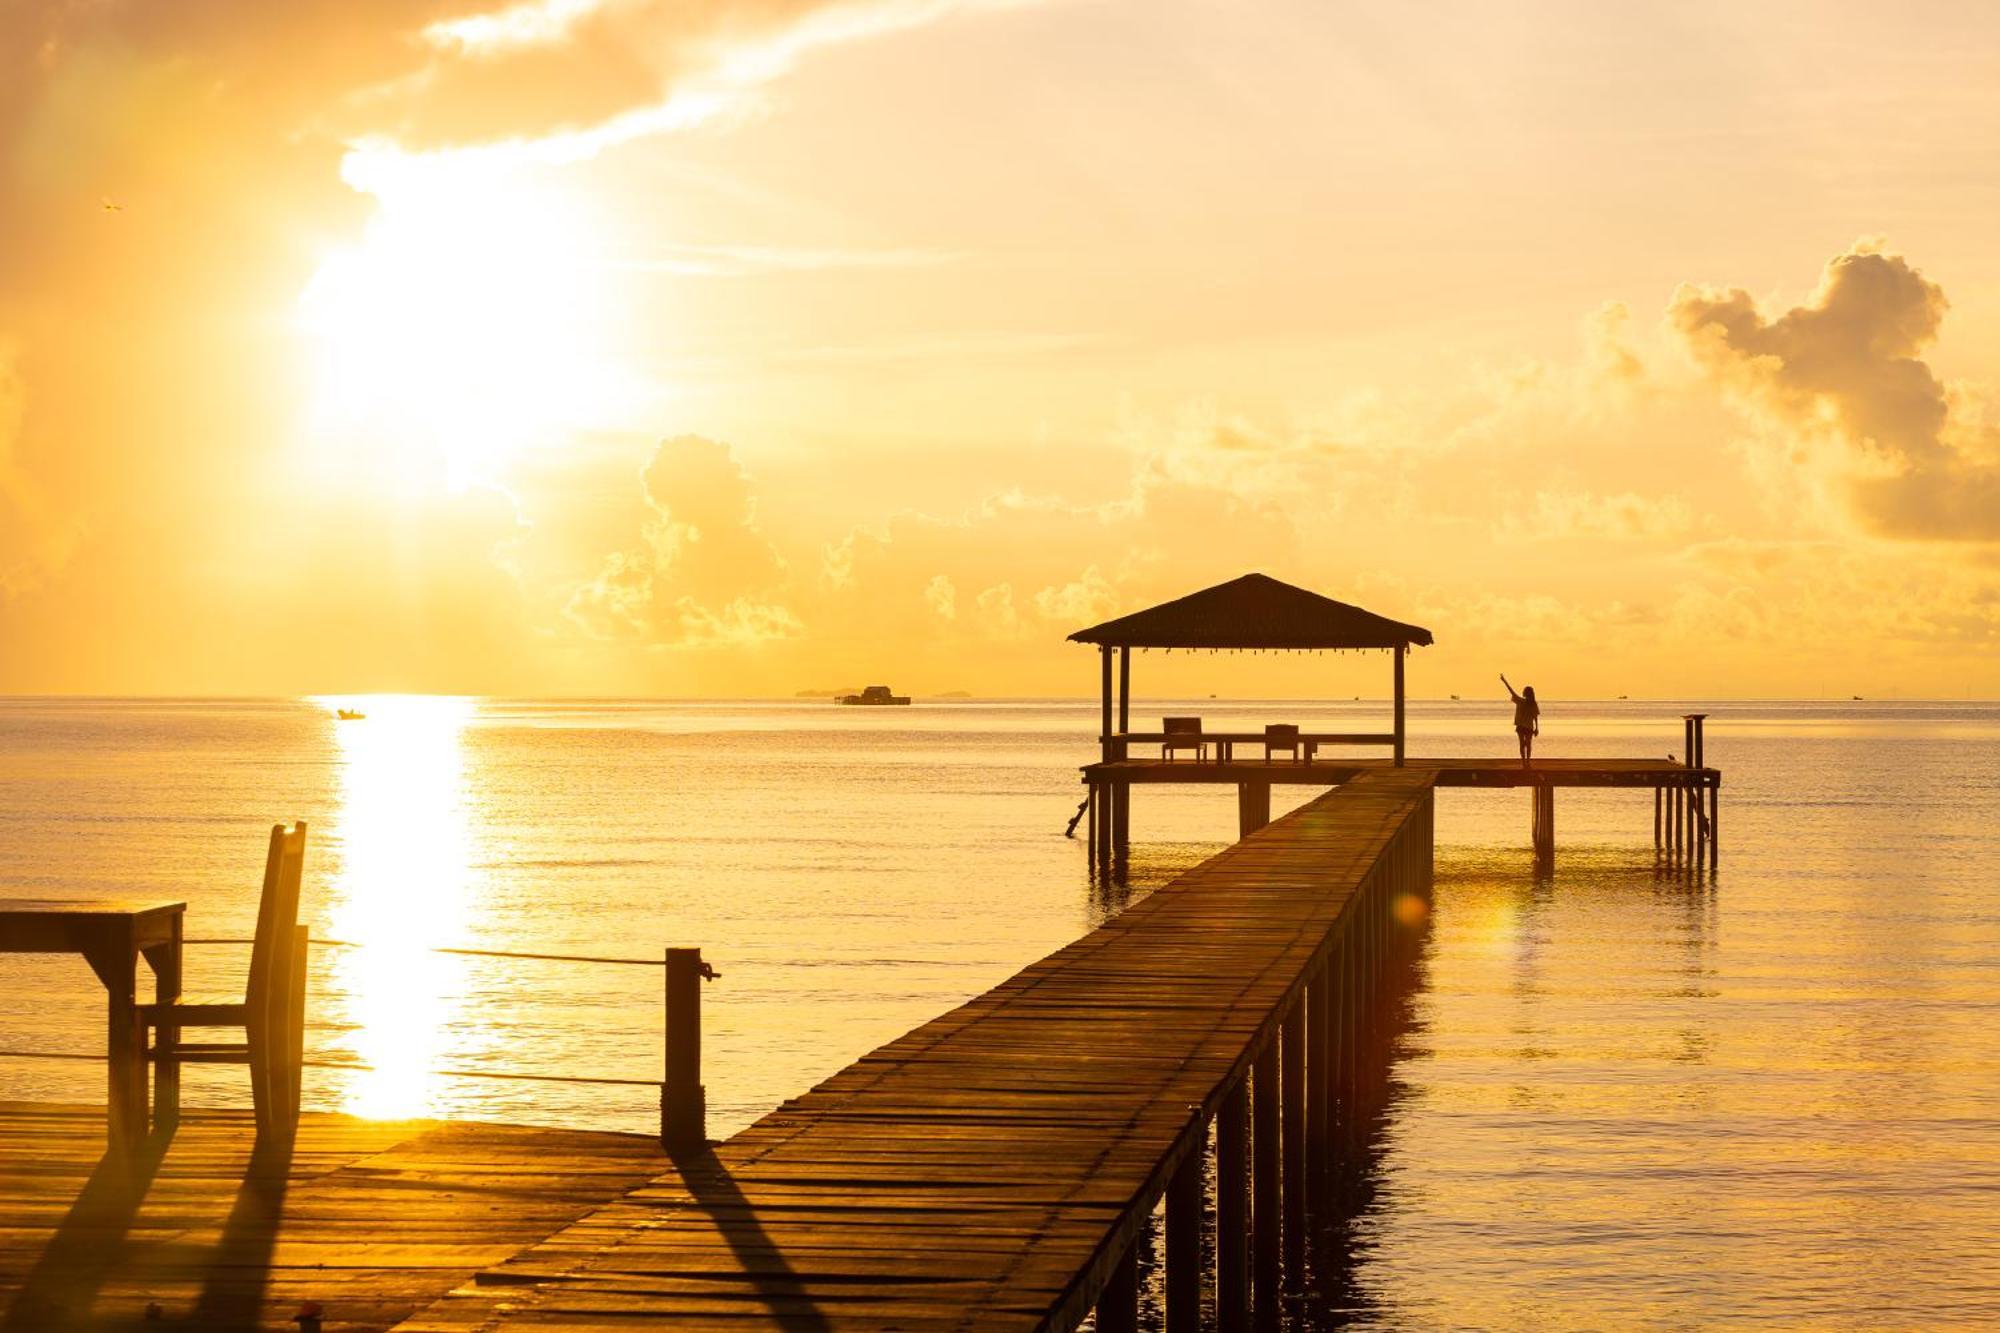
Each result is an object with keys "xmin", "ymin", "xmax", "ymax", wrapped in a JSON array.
[
  {"xmin": 1449, "ymin": 694, "xmax": 1460, "ymax": 701},
  {"xmin": 1618, "ymin": 694, "xmax": 1629, "ymax": 700},
  {"xmin": 838, "ymin": 685, "xmax": 911, "ymax": 706},
  {"xmin": 1852, "ymin": 694, "xmax": 1864, "ymax": 701},
  {"xmin": 335, "ymin": 708, "xmax": 365, "ymax": 721}
]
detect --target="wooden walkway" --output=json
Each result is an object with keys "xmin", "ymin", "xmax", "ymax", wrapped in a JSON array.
[
  {"xmin": 398, "ymin": 768, "xmax": 1438, "ymax": 1332},
  {"xmin": 0, "ymin": 1103, "xmax": 666, "ymax": 1332}
]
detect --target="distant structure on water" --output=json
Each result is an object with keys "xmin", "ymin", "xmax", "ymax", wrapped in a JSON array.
[{"xmin": 839, "ymin": 685, "xmax": 911, "ymax": 706}]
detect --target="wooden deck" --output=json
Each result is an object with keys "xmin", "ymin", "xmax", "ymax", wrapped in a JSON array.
[
  {"xmin": 0, "ymin": 1103, "xmax": 667, "ymax": 1332},
  {"xmin": 1087, "ymin": 755, "xmax": 1717, "ymax": 787},
  {"xmin": 397, "ymin": 769, "xmax": 1437, "ymax": 1332}
]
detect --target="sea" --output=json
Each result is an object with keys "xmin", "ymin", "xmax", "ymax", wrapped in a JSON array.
[{"xmin": 1, "ymin": 696, "xmax": 1996, "ymax": 1327}]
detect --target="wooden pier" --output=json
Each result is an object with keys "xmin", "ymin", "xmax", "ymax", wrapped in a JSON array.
[{"xmin": 375, "ymin": 768, "xmax": 1438, "ymax": 1331}]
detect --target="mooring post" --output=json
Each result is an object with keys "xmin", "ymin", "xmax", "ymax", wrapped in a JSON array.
[
  {"xmin": 1217, "ymin": 1077, "xmax": 1249, "ymax": 1332},
  {"xmin": 1096, "ymin": 1238, "xmax": 1139, "ymax": 1333},
  {"xmin": 1166, "ymin": 1113, "xmax": 1204, "ymax": 1333},
  {"xmin": 661, "ymin": 947, "xmax": 714, "ymax": 1151},
  {"xmin": 1252, "ymin": 1043, "xmax": 1281, "ymax": 1330}
]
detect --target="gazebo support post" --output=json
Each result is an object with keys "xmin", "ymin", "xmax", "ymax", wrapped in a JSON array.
[
  {"xmin": 1392, "ymin": 645, "xmax": 1406, "ymax": 767},
  {"xmin": 1099, "ymin": 645, "xmax": 1113, "ymax": 763},
  {"xmin": 1117, "ymin": 646, "xmax": 1130, "ymax": 740}
]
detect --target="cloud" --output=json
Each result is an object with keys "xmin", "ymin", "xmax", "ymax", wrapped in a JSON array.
[
  {"xmin": 1495, "ymin": 489, "xmax": 1695, "ymax": 543},
  {"xmin": 566, "ymin": 435, "xmax": 800, "ymax": 645},
  {"xmin": 1671, "ymin": 243, "xmax": 2000, "ymax": 541}
]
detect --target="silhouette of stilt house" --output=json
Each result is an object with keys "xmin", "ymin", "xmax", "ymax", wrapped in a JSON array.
[
  {"xmin": 1069, "ymin": 573, "xmax": 1434, "ymax": 868},
  {"xmin": 1070, "ymin": 572, "xmax": 1719, "ymax": 875}
]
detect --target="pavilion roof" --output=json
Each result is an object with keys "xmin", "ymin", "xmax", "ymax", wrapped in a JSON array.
[{"xmin": 1067, "ymin": 573, "xmax": 1433, "ymax": 650}]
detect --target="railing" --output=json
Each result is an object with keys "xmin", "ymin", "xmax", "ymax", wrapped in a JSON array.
[
  {"xmin": 1079, "ymin": 782, "xmax": 1434, "ymax": 1331},
  {"xmin": 0, "ymin": 937, "xmax": 719, "ymax": 1148}
]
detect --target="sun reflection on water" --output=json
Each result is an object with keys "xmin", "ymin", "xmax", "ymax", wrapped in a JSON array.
[{"xmin": 319, "ymin": 695, "xmax": 478, "ymax": 1118}]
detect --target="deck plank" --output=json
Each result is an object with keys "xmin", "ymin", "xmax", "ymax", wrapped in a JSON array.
[{"xmin": 0, "ymin": 1104, "xmax": 668, "ymax": 1332}]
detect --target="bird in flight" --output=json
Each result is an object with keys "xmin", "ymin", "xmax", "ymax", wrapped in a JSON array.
[{"xmin": 101, "ymin": 197, "xmax": 122, "ymax": 212}]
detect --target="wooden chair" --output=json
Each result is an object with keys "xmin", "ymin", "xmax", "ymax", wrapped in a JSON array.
[
  {"xmin": 142, "ymin": 822, "xmax": 310, "ymax": 1139},
  {"xmin": 1162, "ymin": 716, "xmax": 1207, "ymax": 763},
  {"xmin": 1264, "ymin": 724, "xmax": 1302, "ymax": 764}
]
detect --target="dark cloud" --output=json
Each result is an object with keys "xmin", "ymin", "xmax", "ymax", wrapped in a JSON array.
[{"xmin": 1671, "ymin": 244, "xmax": 2000, "ymax": 541}]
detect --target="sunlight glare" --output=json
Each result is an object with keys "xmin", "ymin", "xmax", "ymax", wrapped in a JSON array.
[
  {"xmin": 296, "ymin": 149, "xmax": 632, "ymax": 494},
  {"xmin": 319, "ymin": 694, "xmax": 479, "ymax": 1119}
]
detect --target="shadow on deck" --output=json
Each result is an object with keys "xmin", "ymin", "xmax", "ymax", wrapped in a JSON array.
[{"xmin": 0, "ymin": 1102, "xmax": 667, "ymax": 1332}]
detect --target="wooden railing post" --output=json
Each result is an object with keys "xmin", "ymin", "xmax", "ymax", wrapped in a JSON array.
[{"xmin": 662, "ymin": 947, "xmax": 715, "ymax": 1151}]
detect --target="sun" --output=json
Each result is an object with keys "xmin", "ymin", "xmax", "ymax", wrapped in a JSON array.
[{"xmin": 296, "ymin": 148, "xmax": 631, "ymax": 495}]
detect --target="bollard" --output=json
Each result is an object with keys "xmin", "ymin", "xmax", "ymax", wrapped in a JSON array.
[{"xmin": 661, "ymin": 947, "xmax": 717, "ymax": 1151}]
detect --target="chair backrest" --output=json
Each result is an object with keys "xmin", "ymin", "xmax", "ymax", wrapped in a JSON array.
[
  {"xmin": 1266, "ymin": 724, "xmax": 1300, "ymax": 743},
  {"xmin": 245, "ymin": 822, "xmax": 307, "ymax": 1019},
  {"xmin": 1163, "ymin": 716, "xmax": 1202, "ymax": 736}
]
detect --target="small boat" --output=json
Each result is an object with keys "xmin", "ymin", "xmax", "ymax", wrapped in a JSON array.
[
  {"xmin": 838, "ymin": 685, "xmax": 911, "ymax": 706},
  {"xmin": 335, "ymin": 708, "xmax": 366, "ymax": 721},
  {"xmin": 1449, "ymin": 693, "xmax": 1460, "ymax": 701},
  {"xmin": 1852, "ymin": 694, "xmax": 1865, "ymax": 701}
]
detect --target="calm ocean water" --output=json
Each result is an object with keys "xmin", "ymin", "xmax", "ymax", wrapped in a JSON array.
[{"xmin": 2, "ymin": 696, "xmax": 1997, "ymax": 1326}]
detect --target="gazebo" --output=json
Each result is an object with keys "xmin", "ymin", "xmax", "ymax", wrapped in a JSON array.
[{"xmin": 1069, "ymin": 571, "xmax": 1434, "ymax": 765}]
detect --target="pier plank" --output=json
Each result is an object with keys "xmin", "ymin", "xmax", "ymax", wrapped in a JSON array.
[{"xmin": 0, "ymin": 1103, "xmax": 667, "ymax": 1332}]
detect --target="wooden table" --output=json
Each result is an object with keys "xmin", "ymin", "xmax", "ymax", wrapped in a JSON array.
[{"xmin": 0, "ymin": 899, "xmax": 184, "ymax": 1149}]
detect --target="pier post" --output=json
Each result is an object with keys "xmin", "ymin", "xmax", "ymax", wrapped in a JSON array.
[
  {"xmin": 661, "ymin": 947, "xmax": 710, "ymax": 1151},
  {"xmin": 1217, "ymin": 1078, "xmax": 1250, "ymax": 1331},
  {"xmin": 1238, "ymin": 781, "xmax": 1271, "ymax": 839},
  {"xmin": 1307, "ymin": 969, "xmax": 1330, "ymax": 1210},
  {"xmin": 1654, "ymin": 786, "xmax": 1661, "ymax": 852},
  {"xmin": 1252, "ymin": 1043, "xmax": 1280, "ymax": 1330},
  {"xmin": 1166, "ymin": 1116, "xmax": 1204, "ymax": 1333},
  {"xmin": 1532, "ymin": 783, "xmax": 1554, "ymax": 867},
  {"xmin": 1096, "ymin": 1238, "xmax": 1139, "ymax": 1333},
  {"xmin": 1708, "ymin": 780, "xmax": 1720, "ymax": 870},
  {"xmin": 1281, "ymin": 1000, "xmax": 1305, "ymax": 1284}
]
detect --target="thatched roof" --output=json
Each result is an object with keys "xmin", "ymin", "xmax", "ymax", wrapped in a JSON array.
[{"xmin": 1067, "ymin": 573, "xmax": 1433, "ymax": 650}]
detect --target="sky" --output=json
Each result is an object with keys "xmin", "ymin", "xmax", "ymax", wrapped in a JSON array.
[{"xmin": 2, "ymin": 0, "xmax": 1997, "ymax": 699}]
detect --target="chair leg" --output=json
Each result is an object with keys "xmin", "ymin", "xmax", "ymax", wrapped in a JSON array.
[{"xmin": 284, "ymin": 926, "xmax": 309, "ymax": 1128}]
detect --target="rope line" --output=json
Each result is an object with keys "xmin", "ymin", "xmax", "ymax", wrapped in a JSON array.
[
  {"xmin": 0, "ymin": 1046, "xmax": 658, "ymax": 1089},
  {"xmin": 183, "ymin": 937, "xmax": 667, "ymax": 966}
]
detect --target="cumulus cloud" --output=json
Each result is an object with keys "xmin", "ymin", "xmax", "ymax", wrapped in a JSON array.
[
  {"xmin": 1672, "ymin": 243, "xmax": 2000, "ymax": 541},
  {"xmin": 566, "ymin": 435, "xmax": 800, "ymax": 645}
]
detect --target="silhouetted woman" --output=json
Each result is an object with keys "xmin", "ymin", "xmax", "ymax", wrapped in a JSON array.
[{"xmin": 1501, "ymin": 674, "xmax": 1538, "ymax": 767}]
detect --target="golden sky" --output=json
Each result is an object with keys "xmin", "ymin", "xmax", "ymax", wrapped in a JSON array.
[{"xmin": 2, "ymin": 0, "xmax": 1997, "ymax": 698}]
